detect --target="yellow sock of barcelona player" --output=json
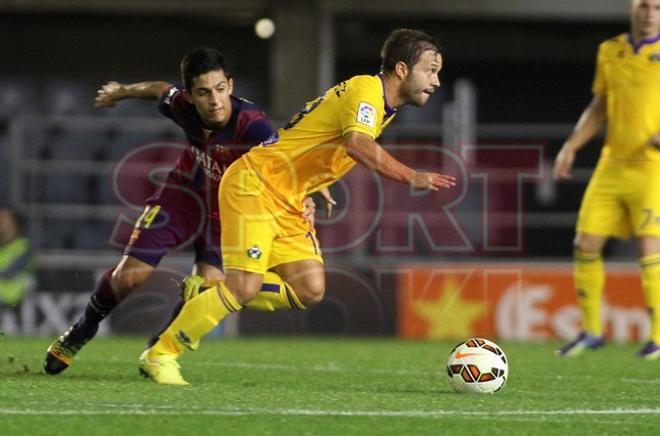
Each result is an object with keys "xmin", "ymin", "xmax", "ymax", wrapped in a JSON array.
[
  {"xmin": 640, "ymin": 254, "xmax": 660, "ymax": 344},
  {"xmin": 574, "ymin": 250, "xmax": 605, "ymax": 336},
  {"xmin": 245, "ymin": 271, "xmax": 306, "ymax": 311},
  {"xmin": 151, "ymin": 281, "xmax": 241, "ymax": 356}
]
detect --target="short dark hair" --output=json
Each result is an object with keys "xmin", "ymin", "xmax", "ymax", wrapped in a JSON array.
[
  {"xmin": 180, "ymin": 47, "xmax": 231, "ymax": 91},
  {"xmin": 380, "ymin": 29, "xmax": 441, "ymax": 73}
]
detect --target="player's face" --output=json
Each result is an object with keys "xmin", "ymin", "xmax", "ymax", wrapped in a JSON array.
[
  {"xmin": 631, "ymin": 0, "xmax": 660, "ymax": 38},
  {"xmin": 401, "ymin": 50, "xmax": 442, "ymax": 107},
  {"xmin": 187, "ymin": 69, "xmax": 234, "ymax": 128}
]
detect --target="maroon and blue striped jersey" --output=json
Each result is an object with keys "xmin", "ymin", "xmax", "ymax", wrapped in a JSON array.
[{"xmin": 154, "ymin": 85, "xmax": 276, "ymax": 216}]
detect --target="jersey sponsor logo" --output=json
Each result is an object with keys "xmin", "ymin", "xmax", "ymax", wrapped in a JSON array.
[
  {"xmin": 649, "ymin": 53, "xmax": 660, "ymax": 62},
  {"xmin": 190, "ymin": 145, "xmax": 224, "ymax": 181},
  {"xmin": 357, "ymin": 101, "xmax": 376, "ymax": 128}
]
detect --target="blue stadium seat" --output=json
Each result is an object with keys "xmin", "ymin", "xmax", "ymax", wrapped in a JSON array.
[
  {"xmin": 33, "ymin": 125, "xmax": 105, "ymax": 204},
  {"xmin": 39, "ymin": 218, "xmax": 78, "ymax": 249},
  {"xmin": 101, "ymin": 130, "xmax": 162, "ymax": 161},
  {"xmin": 0, "ymin": 134, "xmax": 9, "ymax": 206},
  {"xmin": 43, "ymin": 81, "xmax": 93, "ymax": 116},
  {"xmin": 73, "ymin": 220, "xmax": 114, "ymax": 250},
  {"xmin": 42, "ymin": 124, "xmax": 106, "ymax": 160},
  {"xmin": 0, "ymin": 79, "xmax": 37, "ymax": 120},
  {"xmin": 99, "ymin": 98, "xmax": 159, "ymax": 118},
  {"xmin": 38, "ymin": 174, "xmax": 93, "ymax": 204}
]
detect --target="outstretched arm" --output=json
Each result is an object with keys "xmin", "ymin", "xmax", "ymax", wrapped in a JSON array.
[
  {"xmin": 94, "ymin": 81, "xmax": 172, "ymax": 108},
  {"xmin": 553, "ymin": 94, "xmax": 607, "ymax": 180},
  {"xmin": 344, "ymin": 131, "xmax": 455, "ymax": 190}
]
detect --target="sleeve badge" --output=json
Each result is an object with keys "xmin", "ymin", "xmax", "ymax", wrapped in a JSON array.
[{"xmin": 356, "ymin": 101, "xmax": 376, "ymax": 128}]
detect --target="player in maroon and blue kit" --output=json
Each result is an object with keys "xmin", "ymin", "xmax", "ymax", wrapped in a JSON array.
[{"xmin": 43, "ymin": 47, "xmax": 320, "ymax": 374}]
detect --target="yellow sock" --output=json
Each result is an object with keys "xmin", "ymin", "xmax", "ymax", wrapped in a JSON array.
[
  {"xmin": 574, "ymin": 250, "xmax": 605, "ymax": 336},
  {"xmin": 152, "ymin": 281, "xmax": 241, "ymax": 356},
  {"xmin": 640, "ymin": 254, "xmax": 660, "ymax": 343},
  {"xmin": 245, "ymin": 271, "xmax": 306, "ymax": 311}
]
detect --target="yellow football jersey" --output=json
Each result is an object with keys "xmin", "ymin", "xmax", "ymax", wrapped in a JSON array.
[
  {"xmin": 593, "ymin": 33, "xmax": 660, "ymax": 161},
  {"xmin": 243, "ymin": 74, "xmax": 397, "ymax": 209}
]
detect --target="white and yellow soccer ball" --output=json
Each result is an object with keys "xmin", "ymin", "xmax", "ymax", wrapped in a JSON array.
[{"xmin": 446, "ymin": 338, "xmax": 508, "ymax": 394}]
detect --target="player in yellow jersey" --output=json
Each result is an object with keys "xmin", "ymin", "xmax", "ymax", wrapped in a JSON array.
[
  {"xmin": 138, "ymin": 28, "xmax": 456, "ymax": 384},
  {"xmin": 554, "ymin": 0, "xmax": 660, "ymax": 360}
]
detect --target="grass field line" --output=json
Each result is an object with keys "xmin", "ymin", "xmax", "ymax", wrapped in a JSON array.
[
  {"xmin": 621, "ymin": 377, "xmax": 660, "ymax": 384},
  {"xmin": 94, "ymin": 357, "xmax": 430, "ymax": 376},
  {"xmin": 193, "ymin": 360, "xmax": 428, "ymax": 375},
  {"xmin": 555, "ymin": 375, "xmax": 660, "ymax": 384},
  {"xmin": 1, "ymin": 406, "xmax": 659, "ymax": 418},
  {"xmin": 96, "ymin": 357, "xmax": 660, "ymax": 382},
  {"xmin": 178, "ymin": 361, "xmax": 660, "ymax": 383}
]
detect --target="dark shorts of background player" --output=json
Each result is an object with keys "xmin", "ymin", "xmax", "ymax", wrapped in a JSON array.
[{"xmin": 123, "ymin": 187, "xmax": 221, "ymax": 267}]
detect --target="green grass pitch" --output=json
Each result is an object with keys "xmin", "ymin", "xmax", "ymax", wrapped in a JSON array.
[{"xmin": 1, "ymin": 336, "xmax": 658, "ymax": 435}]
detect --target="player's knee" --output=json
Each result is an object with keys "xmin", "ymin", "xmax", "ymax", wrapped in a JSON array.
[
  {"xmin": 297, "ymin": 281, "xmax": 325, "ymax": 307},
  {"xmin": 573, "ymin": 235, "xmax": 603, "ymax": 254},
  {"xmin": 638, "ymin": 237, "xmax": 660, "ymax": 258},
  {"xmin": 111, "ymin": 269, "xmax": 147, "ymax": 299},
  {"xmin": 224, "ymin": 286, "xmax": 259, "ymax": 306},
  {"xmin": 222, "ymin": 273, "xmax": 262, "ymax": 305}
]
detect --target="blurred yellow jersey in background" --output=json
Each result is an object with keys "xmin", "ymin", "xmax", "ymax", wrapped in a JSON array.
[
  {"xmin": 593, "ymin": 33, "xmax": 660, "ymax": 162},
  {"xmin": 244, "ymin": 74, "xmax": 397, "ymax": 209}
]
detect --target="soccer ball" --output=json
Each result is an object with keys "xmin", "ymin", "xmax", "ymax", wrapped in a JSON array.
[{"xmin": 446, "ymin": 338, "xmax": 508, "ymax": 394}]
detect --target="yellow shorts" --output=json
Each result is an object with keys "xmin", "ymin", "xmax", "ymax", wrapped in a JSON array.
[
  {"xmin": 219, "ymin": 158, "xmax": 323, "ymax": 274},
  {"xmin": 577, "ymin": 159, "xmax": 660, "ymax": 239}
]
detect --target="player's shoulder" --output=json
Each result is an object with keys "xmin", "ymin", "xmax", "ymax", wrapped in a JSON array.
[
  {"xmin": 598, "ymin": 33, "xmax": 628, "ymax": 52},
  {"xmin": 161, "ymin": 84, "xmax": 191, "ymax": 111},
  {"xmin": 233, "ymin": 95, "xmax": 266, "ymax": 114},
  {"xmin": 232, "ymin": 96, "xmax": 272, "ymax": 137},
  {"xmin": 333, "ymin": 75, "xmax": 381, "ymax": 100},
  {"xmin": 345, "ymin": 74, "xmax": 381, "ymax": 90},
  {"xmin": 163, "ymin": 84, "xmax": 182, "ymax": 102},
  {"xmin": 158, "ymin": 84, "xmax": 196, "ymax": 123}
]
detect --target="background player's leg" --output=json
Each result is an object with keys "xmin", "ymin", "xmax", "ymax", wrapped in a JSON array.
[
  {"xmin": 44, "ymin": 255, "xmax": 154, "ymax": 374},
  {"xmin": 111, "ymin": 255, "xmax": 156, "ymax": 299},
  {"xmin": 573, "ymin": 233, "xmax": 607, "ymax": 336},
  {"xmin": 81, "ymin": 255, "xmax": 154, "ymax": 334},
  {"xmin": 45, "ymin": 255, "xmax": 155, "ymax": 374},
  {"xmin": 557, "ymin": 232, "xmax": 607, "ymax": 357},
  {"xmin": 638, "ymin": 237, "xmax": 660, "ymax": 359}
]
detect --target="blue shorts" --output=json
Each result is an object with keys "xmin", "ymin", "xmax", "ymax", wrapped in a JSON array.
[{"xmin": 123, "ymin": 186, "xmax": 220, "ymax": 267}]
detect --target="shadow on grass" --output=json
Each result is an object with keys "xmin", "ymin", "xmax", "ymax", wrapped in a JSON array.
[{"xmin": 0, "ymin": 364, "xmax": 143, "ymax": 384}]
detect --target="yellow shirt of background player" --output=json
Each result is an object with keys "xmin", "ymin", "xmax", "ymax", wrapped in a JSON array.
[
  {"xmin": 244, "ymin": 74, "xmax": 397, "ymax": 208},
  {"xmin": 593, "ymin": 33, "xmax": 660, "ymax": 162}
]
